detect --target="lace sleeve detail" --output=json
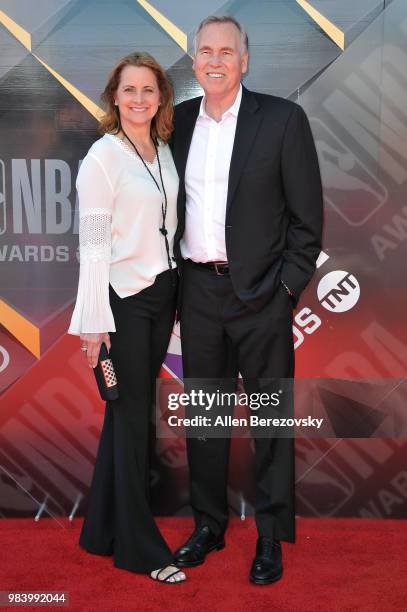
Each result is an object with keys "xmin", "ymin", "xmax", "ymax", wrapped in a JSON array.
[
  {"xmin": 68, "ymin": 208, "xmax": 115, "ymax": 335},
  {"xmin": 79, "ymin": 208, "xmax": 112, "ymax": 263}
]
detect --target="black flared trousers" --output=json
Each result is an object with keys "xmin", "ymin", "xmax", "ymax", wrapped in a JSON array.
[
  {"xmin": 79, "ymin": 269, "xmax": 178, "ymax": 573},
  {"xmin": 180, "ymin": 261, "xmax": 296, "ymax": 543}
]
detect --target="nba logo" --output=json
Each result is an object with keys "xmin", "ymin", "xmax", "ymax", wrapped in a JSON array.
[
  {"xmin": 0, "ymin": 160, "xmax": 5, "ymax": 234},
  {"xmin": 310, "ymin": 118, "xmax": 388, "ymax": 226}
]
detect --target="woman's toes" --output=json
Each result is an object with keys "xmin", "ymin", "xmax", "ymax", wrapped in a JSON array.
[{"xmin": 151, "ymin": 565, "xmax": 186, "ymax": 582}]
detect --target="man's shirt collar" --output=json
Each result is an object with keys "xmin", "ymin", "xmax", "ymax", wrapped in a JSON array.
[{"xmin": 198, "ymin": 83, "xmax": 242, "ymax": 121}]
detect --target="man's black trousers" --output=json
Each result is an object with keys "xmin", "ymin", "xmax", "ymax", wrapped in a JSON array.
[{"xmin": 180, "ymin": 260, "xmax": 296, "ymax": 543}]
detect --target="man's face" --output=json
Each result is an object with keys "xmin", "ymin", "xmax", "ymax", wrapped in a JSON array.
[{"xmin": 193, "ymin": 22, "xmax": 248, "ymax": 99}]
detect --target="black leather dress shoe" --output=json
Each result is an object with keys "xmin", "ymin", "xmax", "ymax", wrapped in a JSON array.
[
  {"xmin": 250, "ymin": 538, "xmax": 283, "ymax": 585},
  {"xmin": 174, "ymin": 525, "xmax": 225, "ymax": 567}
]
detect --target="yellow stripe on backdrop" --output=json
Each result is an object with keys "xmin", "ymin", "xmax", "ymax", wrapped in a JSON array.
[
  {"xmin": 32, "ymin": 54, "xmax": 103, "ymax": 120},
  {"xmin": 0, "ymin": 300, "xmax": 40, "ymax": 359},
  {"xmin": 136, "ymin": 0, "xmax": 188, "ymax": 52},
  {"xmin": 296, "ymin": 0, "xmax": 345, "ymax": 50},
  {"xmin": 0, "ymin": 9, "xmax": 31, "ymax": 51}
]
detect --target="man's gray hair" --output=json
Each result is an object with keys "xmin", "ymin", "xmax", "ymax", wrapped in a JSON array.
[{"xmin": 193, "ymin": 15, "xmax": 249, "ymax": 55}]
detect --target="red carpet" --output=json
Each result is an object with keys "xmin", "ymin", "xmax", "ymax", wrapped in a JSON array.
[{"xmin": 1, "ymin": 517, "xmax": 406, "ymax": 611}]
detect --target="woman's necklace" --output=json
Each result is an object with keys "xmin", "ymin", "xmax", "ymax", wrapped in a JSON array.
[{"xmin": 120, "ymin": 128, "xmax": 173, "ymax": 272}]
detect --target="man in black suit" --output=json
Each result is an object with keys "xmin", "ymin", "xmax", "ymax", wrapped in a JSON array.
[{"xmin": 171, "ymin": 15, "xmax": 323, "ymax": 584}]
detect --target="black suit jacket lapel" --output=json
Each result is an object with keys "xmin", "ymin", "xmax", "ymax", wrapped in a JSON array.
[
  {"xmin": 175, "ymin": 97, "xmax": 201, "ymax": 183},
  {"xmin": 173, "ymin": 97, "xmax": 201, "ymax": 250},
  {"xmin": 226, "ymin": 87, "xmax": 262, "ymax": 214}
]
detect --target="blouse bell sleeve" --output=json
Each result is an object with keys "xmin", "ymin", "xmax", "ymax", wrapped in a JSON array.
[{"xmin": 68, "ymin": 152, "xmax": 116, "ymax": 335}]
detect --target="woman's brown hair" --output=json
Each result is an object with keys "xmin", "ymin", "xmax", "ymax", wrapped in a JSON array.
[{"xmin": 99, "ymin": 52, "xmax": 173, "ymax": 143}]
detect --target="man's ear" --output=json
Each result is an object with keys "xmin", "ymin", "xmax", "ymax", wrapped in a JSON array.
[
  {"xmin": 241, "ymin": 52, "xmax": 249, "ymax": 75},
  {"xmin": 192, "ymin": 55, "xmax": 196, "ymax": 71}
]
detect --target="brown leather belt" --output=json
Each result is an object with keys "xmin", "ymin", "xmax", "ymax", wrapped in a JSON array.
[{"xmin": 186, "ymin": 260, "xmax": 230, "ymax": 276}]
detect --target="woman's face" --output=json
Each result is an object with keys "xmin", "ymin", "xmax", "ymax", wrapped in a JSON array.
[{"xmin": 114, "ymin": 65, "xmax": 161, "ymax": 131}]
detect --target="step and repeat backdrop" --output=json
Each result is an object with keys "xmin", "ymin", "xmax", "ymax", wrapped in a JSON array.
[{"xmin": 0, "ymin": 0, "xmax": 406, "ymax": 521}]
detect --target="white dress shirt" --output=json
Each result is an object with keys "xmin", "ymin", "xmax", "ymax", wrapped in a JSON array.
[
  {"xmin": 68, "ymin": 134, "xmax": 178, "ymax": 335},
  {"xmin": 180, "ymin": 84, "xmax": 242, "ymax": 263}
]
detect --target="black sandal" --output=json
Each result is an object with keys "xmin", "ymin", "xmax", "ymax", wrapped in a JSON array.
[{"xmin": 151, "ymin": 565, "xmax": 186, "ymax": 584}]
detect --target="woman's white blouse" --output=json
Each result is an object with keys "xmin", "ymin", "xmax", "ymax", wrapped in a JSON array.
[{"xmin": 68, "ymin": 134, "xmax": 178, "ymax": 335}]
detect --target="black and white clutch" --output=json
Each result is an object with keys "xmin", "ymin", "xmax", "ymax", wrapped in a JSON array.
[{"xmin": 93, "ymin": 342, "xmax": 119, "ymax": 401}]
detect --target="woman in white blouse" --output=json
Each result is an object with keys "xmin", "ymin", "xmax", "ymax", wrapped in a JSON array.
[{"xmin": 68, "ymin": 52, "xmax": 185, "ymax": 584}]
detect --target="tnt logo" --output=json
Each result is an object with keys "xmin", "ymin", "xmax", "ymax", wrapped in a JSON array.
[{"xmin": 318, "ymin": 270, "xmax": 360, "ymax": 313}]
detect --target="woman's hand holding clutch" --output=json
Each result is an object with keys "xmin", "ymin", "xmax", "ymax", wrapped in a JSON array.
[{"xmin": 80, "ymin": 332, "xmax": 111, "ymax": 368}]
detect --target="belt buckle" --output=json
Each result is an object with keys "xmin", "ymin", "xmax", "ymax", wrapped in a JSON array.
[{"xmin": 214, "ymin": 262, "xmax": 227, "ymax": 276}]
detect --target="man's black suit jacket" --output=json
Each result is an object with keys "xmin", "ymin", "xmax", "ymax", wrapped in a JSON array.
[{"xmin": 172, "ymin": 85, "xmax": 323, "ymax": 312}]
